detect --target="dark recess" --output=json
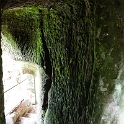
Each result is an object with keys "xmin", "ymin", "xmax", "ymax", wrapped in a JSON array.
[{"xmin": 39, "ymin": 9, "xmax": 52, "ymax": 110}]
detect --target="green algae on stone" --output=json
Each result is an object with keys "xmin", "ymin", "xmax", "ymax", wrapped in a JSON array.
[
  {"xmin": 43, "ymin": 2, "xmax": 96, "ymax": 124},
  {"xmin": 2, "ymin": 6, "xmax": 43, "ymax": 65}
]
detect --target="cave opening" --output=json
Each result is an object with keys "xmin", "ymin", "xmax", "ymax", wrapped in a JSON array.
[{"xmin": 1, "ymin": 28, "xmax": 43, "ymax": 124}]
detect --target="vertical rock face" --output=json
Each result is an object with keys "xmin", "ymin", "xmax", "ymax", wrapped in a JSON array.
[
  {"xmin": 43, "ymin": 0, "xmax": 124, "ymax": 124},
  {"xmin": 95, "ymin": 1, "xmax": 124, "ymax": 124},
  {"xmin": 43, "ymin": 1, "xmax": 95, "ymax": 124},
  {"xmin": 1, "ymin": 0, "xmax": 124, "ymax": 124}
]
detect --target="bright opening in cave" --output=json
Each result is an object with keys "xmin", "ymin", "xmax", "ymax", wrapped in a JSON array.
[{"xmin": 1, "ymin": 34, "xmax": 43, "ymax": 124}]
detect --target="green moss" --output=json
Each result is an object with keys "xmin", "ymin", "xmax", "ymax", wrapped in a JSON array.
[
  {"xmin": 2, "ymin": 25, "xmax": 19, "ymax": 51},
  {"xmin": 2, "ymin": 6, "xmax": 43, "ymax": 65},
  {"xmin": 42, "ymin": 2, "xmax": 96, "ymax": 124},
  {"xmin": 2, "ymin": 1, "xmax": 124, "ymax": 124}
]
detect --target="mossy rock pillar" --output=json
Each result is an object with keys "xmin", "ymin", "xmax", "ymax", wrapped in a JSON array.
[
  {"xmin": 43, "ymin": 2, "xmax": 95, "ymax": 124},
  {"xmin": 42, "ymin": 1, "xmax": 124, "ymax": 124}
]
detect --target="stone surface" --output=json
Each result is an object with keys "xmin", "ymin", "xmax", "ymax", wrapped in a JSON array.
[{"xmin": 3, "ymin": 1, "xmax": 124, "ymax": 123}]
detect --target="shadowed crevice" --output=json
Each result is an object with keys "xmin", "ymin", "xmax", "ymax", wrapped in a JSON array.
[{"xmin": 39, "ymin": 9, "xmax": 52, "ymax": 110}]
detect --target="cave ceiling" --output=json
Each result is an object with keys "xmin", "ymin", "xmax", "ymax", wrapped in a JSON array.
[{"xmin": 2, "ymin": 0, "xmax": 66, "ymax": 10}]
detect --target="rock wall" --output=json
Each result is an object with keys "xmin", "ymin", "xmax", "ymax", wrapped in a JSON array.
[
  {"xmin": 43, "ymin": 1, "xmax": 124, "ymax": 124},
  {"xmin": 2, "ymin": 1, "xmax": 124, "ymax": 124},
  {"xmin": 43, "ymin": 1, "xmax": 95, "ymax": 124},
  {"xmin": 95, "ymin": 1, "xmax": 124, "ymax": 123}
]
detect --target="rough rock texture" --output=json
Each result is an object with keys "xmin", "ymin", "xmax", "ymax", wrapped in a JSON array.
[
  {"xmin": 42, "ymin": 1, "xmax": 124, "ymax": 124},
  {"xmin": 94, "ymin": 1, "xmax": 124, "ymax": 123},
  {"xmin": 1, "ymin": 0, "xmax": 124, "ymax": 124},
  {"xmin": 43, "ymin": 2, "xmax": 95, "ymax": 124},
  {"xmin": 4, "ymin": 0, "xmax": 51, "ymax": 10}
]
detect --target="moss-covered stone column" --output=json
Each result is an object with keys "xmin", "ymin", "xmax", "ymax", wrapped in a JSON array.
[
  {"xmin": 42, "ymin": 0, "xmax": 124, "ymax": 124},
  {"xmin": 43, "ymin": 1, "xmax": 95, "ymax": 124}
]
